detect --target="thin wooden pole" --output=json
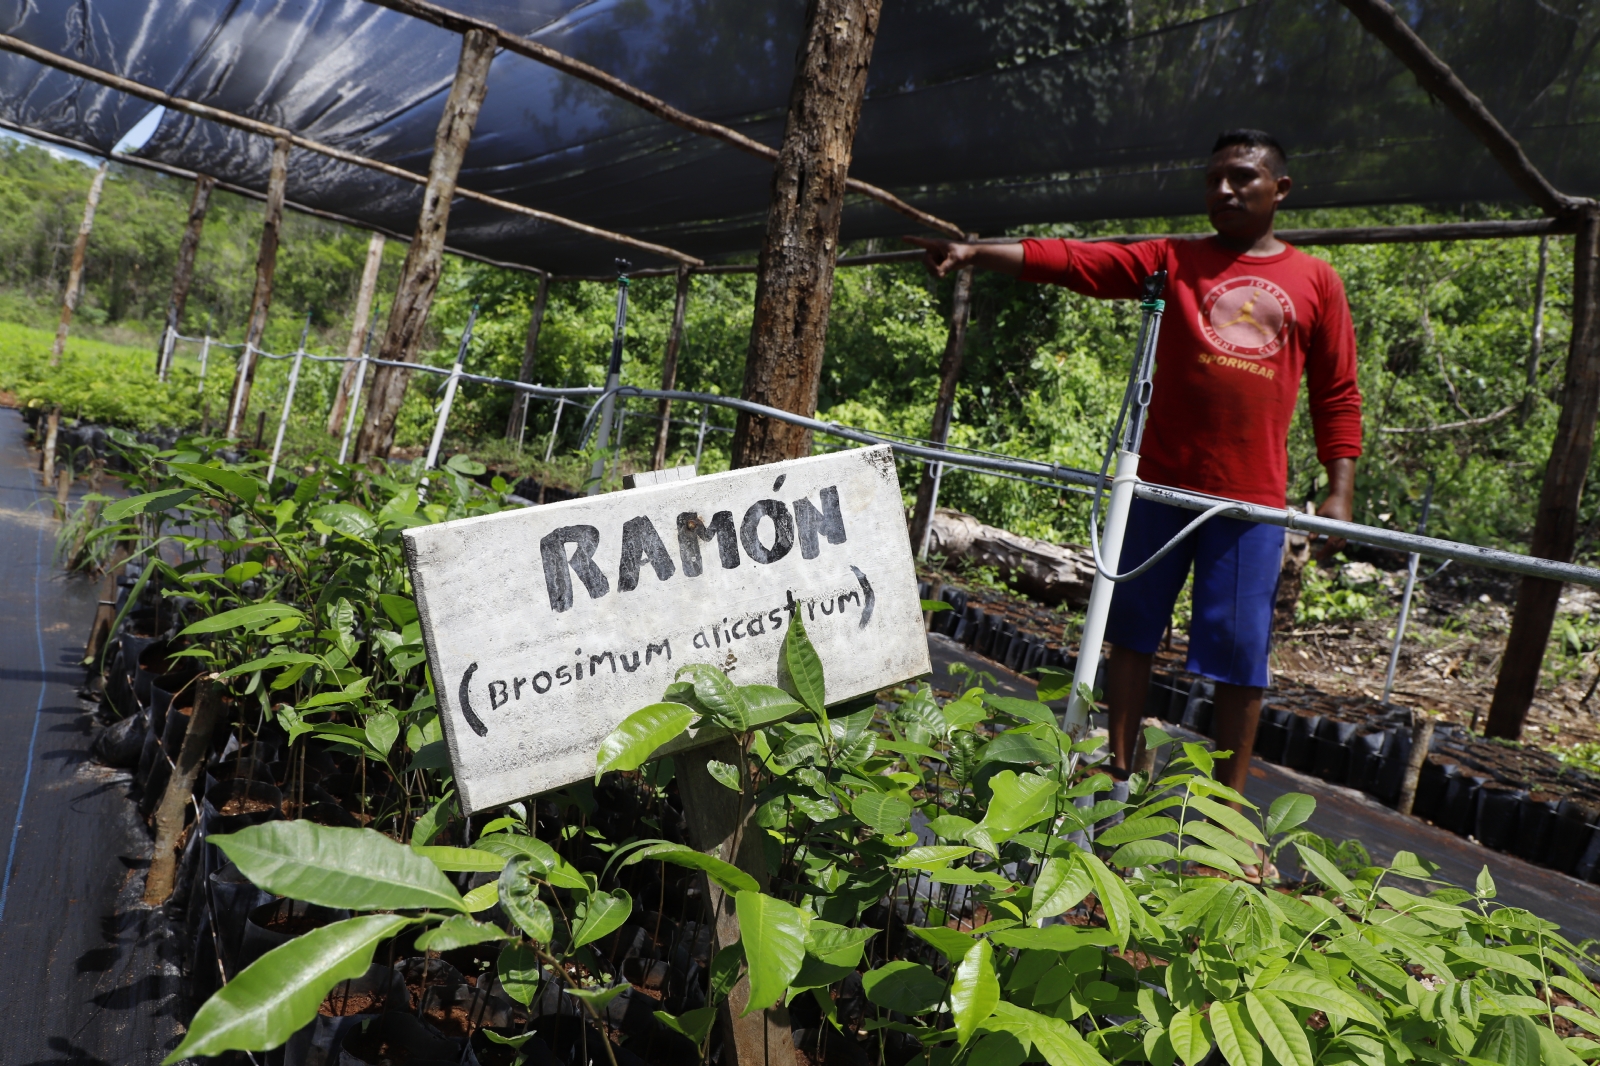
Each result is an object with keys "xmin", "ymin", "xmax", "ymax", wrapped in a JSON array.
[
  {"xmin": 1521, "ymin": 234, "xmax": 1551, "ymax": 425},
  {"xmin": 50, "ymin": 159, "xmax": 109, "ymax": 367},
  {"xmin": 145, "ymin": 679, "xmax": 226, "ymax": 904},
  {"xmin": 652, "ymin": 266, "xmax": 691, "ymax": 470},
  {"xmin": 356, "ymin": 29, "xmax": 496, "ymax": 462},
  {"xmin": 1487, "ymin": 205, "xmax": 1600, "ymax": 739},
  {"xmin": 544, "ymin": 397, "xmax": 565, "ymax": 463},
  {"xmin": 328, "ymin": 232, "xmax": 386, "ymax": 435},
  {"xmin": 1394, "ymin": 712, "xmax": 1435, "ymax": 817},
  {"xmin": 731, "ymin": 0, "xmax": 883, "ymax": 470},
  {"xmin": 159, "ymin": 174, "xmax": 215, "ymax": 374},
  {"xmin": 505, "ymin": 272, "xmax": 550, "ymax": 442},
  {"xmin": 227, "ymin": 136, "xmax": 291, "ymax": 433},
  {"xmin": 909, "ymin": 262, "xmax": 974, "ymax": 555}
]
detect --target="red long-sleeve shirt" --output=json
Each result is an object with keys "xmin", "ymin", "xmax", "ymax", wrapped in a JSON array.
[{"xmin": 1021, "ymin": 237, "xmax": 1363, "ymax": 507}]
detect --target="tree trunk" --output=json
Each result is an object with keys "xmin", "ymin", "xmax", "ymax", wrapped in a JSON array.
[
  {"xmin": 227, "ymin": 136, "xmax": 291, "ymax": 433},
  {"xmin": 652, "ymin": 266, "xmax": 692, "ymax": 469},
  {"xmin": 678, "ymin": 740, "xmax": 795, "ymax": 1066},
  {"xmin": 1486, "ymin": 205, "xmax": 1600, "ymax": 739},
  {"xmin": 50, "ymin": 159, "xmax": 110, "ymax": 366},
  {"xmin": 144, "ymin": 679, "xmax": 226, "ymax": 905},
  {"xmin": 908, "ymin": 263, "xmax": 974, "ymax": 553},
  {"xmin": 729, "ymin": 0, "xmax": 882, "ymax": 469},
  {"xmin": 328, "ymin": 232, "xmax": 387, "ymax": 434},
  {"xmin": 504, "ymin": 271, "xmax": 551, "ymax": 442},
  {"xmin": 160, "ymin": 174, "xmax": 215, "ymax": 368},
  {"xmin": 356, "ymin": 29, "xmax": 497, "ymax": 462}
]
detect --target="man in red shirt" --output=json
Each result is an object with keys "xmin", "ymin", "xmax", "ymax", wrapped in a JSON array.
[{"xmin": 909, "ymin": 130, "xmax": 1362, "ymax": 798}]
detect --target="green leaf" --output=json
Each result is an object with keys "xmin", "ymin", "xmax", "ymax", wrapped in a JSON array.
[
  {"xmin": 1187, "ymin": 795, "xmax": 1267, "ymax": 846},
  {"xmin": 1295, "ymin": 841, "xmax": 1356, "ymax": 898},
  {"xmin": 741, "ymin": 684, "xmax": 805, "ymax": 728},
  {"xmin": 677, "ymin": 664, "xmax": 751, "ymax": 730},
  {"xmin": 891, "ymin": 845, "xmax": 976, "ymax": 870},
  {"xmin": 969, "ymin": 770, "xmax": 1057, "ymax": 851},
  {"xmin": 1264, "ymin": 971, "xmax": 1380, "ymax": 1026},
  {"xmin": 988, "ymin": 927, "xmax": 1116, "ymax": 952},
  {"xmin": 655, "ymin": 1006, "xmax": 717, "ymax": 1045},
  {"xmin": 309, "ymin": 502, "xmax": 377, "ymax": 542},
  {"xmin": 167, "ymin": 461, "xmax": 262, "ymax": 505},
  {"xmin": 1209, "ymin": 999, "xmax": 1261, "ymax": 1066},
  {"xmin": 1111, "ymin": 839, "xmax": 1180, "ymax": 868},
  {"xmin": 180, "ymin": 602, "xmax": 304, "ymax": 636},
  {"xmin": 952, "ymin": 939, "xmax": 1000, "ymax": 1046},
  {"xmin": 446, "ymin": 453, "xmax": 487, "ymax": 476},
  {"xmin": 596, "ymin": 702, "xmax": 696, "ymax": 780},
  {"xmin": 805, "ymin": 921, "xmax": 878, "ymax": 968},
  {"xmin": 413, "ymin": 916, "xmax": 514, "ymax": 951},
  {"xmin": 1388, "ymin": 850, "xmax": 1438, "ymax": 880},
  {"xmin": 1035, "ymin": 668, "xmax": 1074, "ymax": 702},
  {"xmin": 567, "ymin": 984, "xmax": 629, "ymax": 1013},
  {"xmin": 1265, "ymin": 793, "xmax": 1316, "ymax": 837},
  {"xmin": 103, "ymin": 487, "xmax": 197, "ymax": 522},
  {"xmin": 498, "ymin": 942, "xmax": 541, "ymax": 1006},
  {"xmin": 162, "ymin": 914, "xmax": 410, "ymax": 1062},
  {"xmin": 710, "ymin": 944, "xmax": 745, "ymax": 1002},
  {"xmin": 377, "ymin": 593, "xmax": 418, "ymax": 627},
  {"xmin": 1079, "ymin": 850, "xmax": 1133, "ymax": 949},
  {"xmin": 621, "ymin": 842, "xmax": 759, "ymax": 895},
  {"xmin": 734, "ymin": 890, "xmax": 809, "ymax": 1014},
  {"xmin": 410, "ymin": 791, "xmax": 456, "ymax": 847},
  {"xmin": 780, "ymin": 607, "xmax": 827, "ymax": 714},
  {"xmin": 212, "ymin": 822, "xmax": 466, "ymax": 913},
  {"xmin": 364, "ymin": 712, "xmax": 399, "ymax": 758},
  {"xmin": 852, "ymin": 791, "xmax": 912, "ymax": 835},
  {"xmin": 1168, "ymin": 1006, "xmax": 1210, "ymax": 1066},
  {"xmin": 1476, "ymin": 865, "xmax": 1497, "ymax": 900},
  {"xmin": 909, "ymin": 925, "xmax": 977, "ymax": 963},
  {"xmin": 922, "ymin": 599, "xmax": 954, "ymax": 613},
  {"xmin": 1471, "ymin": 1014, "xmax": 1542, "ymax": 1066},
  {"xmin": 707, "ymin": 759, "xmax": 743, "ymax": 791},
  {"xmin": 413, "ymin": 845, "xmax": 506, "ymax": 872},
  {"xmin": 1031, "ymin": 856, "xmax": 1095, "ymax": 920},
  {"xmin": 461, "ymin": 882, "xmax": 499, "ymax": 912},
  {"xmin": 980, "ymin": 732, "xmax": 1062, "ymax": 766},
  {"xmin": 571, "ymin": 889, "xmax": 632, "ymax": 948},
  {"xmin": 863, "ymin": 961, "xmax": 947, "ymax": 1015},
  {"xmin": 499, "ymin": 858, "xmax": 555, "ymax": 942},
  {"xmin": 1245, "ymin": 991, "xmax": 1312, "ymax": 1066},
  {"xmin": 484, "ymin": 1030, "xmax": 539, "ymax": 1049},
  {"xmin": 1452, "ymin": 943, "xmax": 1545, "ymax": 981},
  {"xmin": 1098, "ymin": 815, "xmax": 1179, "ymax": 846}
]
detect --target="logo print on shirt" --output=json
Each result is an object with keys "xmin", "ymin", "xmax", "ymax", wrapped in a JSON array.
[{"xmin": 1199, "ymin": 276, "xmax": 1295, "ymax": 359}]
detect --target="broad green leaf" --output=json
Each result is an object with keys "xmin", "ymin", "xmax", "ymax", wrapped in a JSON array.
[
  {"xmin": 167, "ymin": 461, "xmax": 262, "ymax": 504},
  {"xmin": 1539, "ymin": 1022, "xmax": 1589, "ymax": 1066},
  {"xmin": 1209, "ymin": 999, "xmax": 1261, "ymax": 1066},
  {"xmin": 1245, "ymin": 991, "xmax": 1312, "ymax": 1066},
  {"xmin": 1476, "ymin": 866, "xmax": 1497, "ymax": 899},
  {"xmin": 1181, "ymin": 742, "xmax": 1214, "ymax": 776},
  {"xmin": 413, "ymin": 916, "xmax": 514, "ymax": 951},
  {"xmin": 656, "ymin": 1006, "xmax": 717, "ymax": 1045},
  {"xmin": 103, "ymin": 487, "xmax": 197, "ymax": 522},
  {"xmin": 780, "ymin": 608, "xmax": 826, "ymax": 714},
  {"xmin": 1031, "ymin": 856, "xmax": 1095, "ymax": 920},
  {"xmin": 475, "ymin": 834, "xmax": 560, "ymax": 872},
  {"xmin": 622, "ymin": 842, "xmax": 759, "ymax": 894},
  {"xmin": 413, "ymin": 845, "xmax": 506, "ymax": 872},
  {"xmin": 567, "ymin": 984, "xmax": 629, "ymax": 1013},
  {"xmin": 1182, "ymin": 821, "xmax": 1259, "ymax": 865},
  {"xmin": 988, "ymin": 927, "xmax": 1116, "ymax": 951},
  {"xmin": 707, "ymin": 759, "xmax": 743, "ymax": 791},
  {"xmin": 1168, "ymin": 1006, "xmax": 1210, "ymax": 1066},
  {"xmin": 1471, "ymin": 1014, "xmax": 1541, "ymax": 1066},
  {"xmin": 1098, "ymin": 816, "xmax": 1179, "ymax": 846},
  {"xmin": 447, "ymin": 453, "xmax": 487, "ymax": 476},
  {"xmin": 377, "ymin": 593, "xmax": 418, "ymax": 627},
  {"xmin": 497, "ymin": 942, "xmax": 541, "ymax": 1006},
  {"xmin": 499, "ymin": 858, "xmax": 555, "ymax": 942},
  {"xmin": 410, "ymin": 791, "xmax": 455, "ymax": 847},
  {"xmin": 461, "ymin": 881, "xmax": 499, "ymax": 912},
  {"xmin": 863, "ymin": 961, "xmax": 947, "ymax": 1014},
  {"xmin": 364, "ymin": 712, "xmax": 399, "ymax": 758},
  {"xmin": 571, "ymin": 889, "xmax": 632, "ymax": 948},
  {"xmin": 1452, "ymin": 943, "xmax": 1545, "ymax": 982},
  {"xmin": 1187, "ymin": 796, "xmax": 1267, "ymax": 846},
  {"xmin": 735, "ymin": 890, "xmax": 810, "ymax": 1014},
  {"xmin": 852, "ymin": 791, "xmax": 912, "ymax": 835},
  {"xmin": 596, "ymin": 702, "xmax": 695, "ymax": 779},
  {"xmin": 1295, "ymin": 842, "xmax": 1356, "ymax": 898},
  {"xmin": 677, "ymin": 664, "xmax": 751, "ymax": 730},
  {"xmin": 484, "ymin": 1031, "xmax": 539, "ymax": 1049},
  {"xmin": 1265, "ymin": 971, "xmax": 1380, "ymax": 1026},
  {"xmin": 219, "ymin": 650, "xmax": 323, "ymax": 679},
  {"xmin": 1265, "ymin": 794, "xmax": 1316, "ymax": 837},
  {"xmin": 953, "ymin": 939, "xmax": 1000, "ymax": 1046},
  {"xmin": 180, "ymin": 602, "xmax": 303, "ymax": 636},
  {"xmin": 979, "ymin": 733, "xmax": 1060, "ymax": 766},
  {"xmin": 890, "ymin": 845, "xmax": 975, "ymax": 870},
  {"xmin": 162, "ymin": 913, "xmax": 410, "ymax": 1062},
  {"xmin": 909, "ymin": 925, "xmax": 976, "ymax": 963},
  {"xmin": 741, "ymin": 684, "xmax": 805, "ymax": 728},
  {"xmin": 1079, "ymin": 850, "xmax": 1133, "ymax": 949},
  {"xmin": 805, "ymin": 921, "xmax": 878, "ymax": 967},
  {"xmin": 969, "ymin": 770, "xmax": 1057, "ymax": 851},
  {"xmin": 1388, "ymin": 850, "xmax": 1438, "ymax": 880},
  {"xmin": 1112, "ymin": 839, "xmax": 1180, "ymax": 868},
  {"xmin": 710, "ymin": 944, "xmax": 744, "ymax": 1001},
  {"xmin": 983, "ymin": 694, "xmax": 1057, "ymax": 725},
  {"xmin": 213, "ymin": 822, "xmax": 465, "ymax": 913},
  {"xmin": 310, "ymin": 502, "xmax": 377, "ymax": 542}
]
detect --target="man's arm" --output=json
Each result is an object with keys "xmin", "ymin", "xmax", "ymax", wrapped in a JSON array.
[
  {"xmin": 1316, "ymin": 457, "xmax": 1356, "ymax": 561},
  {"xmin": 904, "ymin": 236, "xmax": 1024, "ymax": 279}
]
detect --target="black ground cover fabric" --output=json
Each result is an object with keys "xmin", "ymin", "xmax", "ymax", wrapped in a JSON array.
[{"xmin": 0, "ymin": 0, "xmax": 1596, "ymax": 273}]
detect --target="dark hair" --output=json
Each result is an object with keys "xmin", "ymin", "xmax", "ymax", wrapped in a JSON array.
[{"xmin": 1211, "ymin": 129, "xmax": 1287, "ymax": 176}]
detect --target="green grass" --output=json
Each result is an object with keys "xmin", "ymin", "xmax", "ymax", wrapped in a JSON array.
[{"xmin": 0, "ymin": 321, "xmax": 202, "ymax": 431}]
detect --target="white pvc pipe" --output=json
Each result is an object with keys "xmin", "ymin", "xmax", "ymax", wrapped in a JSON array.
[
  {"xmin": 197, "ymin": 335, "xmax": 210, "ymax": 395},
  {"xmin": 266, "ymin": 348, "xmax": 304, "ymax": 483},
  {"xmin": 424, "ymin": 358, "xmax": 465, "ymax": 471},
  {"xmin": 225, "ymin": 343, "xmax": 254, "ymax": 438},
  {"xmin": 157, "ymin": 325, "xmax": 176, "ymax": 382},
  {"xmin": 337, "ymin": 353, "xmax": 368, "ymax": 465},
  {"xmin": 1063, "ymin": 449, "xmax": 1141, "ymax": 739},
  {"xmin": 545, "ymin": 397, "xmax": 565, "ymax": 463}
]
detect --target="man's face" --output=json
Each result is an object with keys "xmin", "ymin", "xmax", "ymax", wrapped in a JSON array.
[{"xmin": 1205, "ymin": 145, "xmax": 1291, "ymax": 240}]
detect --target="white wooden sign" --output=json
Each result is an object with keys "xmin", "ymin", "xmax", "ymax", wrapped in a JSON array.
[{"xmin": 403, "ymin": 445, "xmax": 931, "ymax": 813}]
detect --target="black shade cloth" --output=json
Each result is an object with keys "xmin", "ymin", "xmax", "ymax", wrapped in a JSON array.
[{"xmin": 0, "ymin": 0, "xmax": 1595, "ymax": 274}]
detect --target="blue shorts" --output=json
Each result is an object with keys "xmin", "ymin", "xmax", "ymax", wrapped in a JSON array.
[{"xmin": 1104, "ymin": 498, "xmax": 1285, "ymax": 688}]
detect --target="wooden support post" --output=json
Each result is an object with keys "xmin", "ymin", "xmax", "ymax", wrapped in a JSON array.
[
  {"xmin": 159, "ymin": 174, "xmax": 215, "ymax": 373},
  {"xmin": 1487, "ymin": 206, "xmax": 1600, "ymax": 738},
  {"xmin": 1395, "ymin": 712, "xmax": 1436, "ymax": 817},
  {"xmin": 504, "ymin": 272, "xmax": 551, "ymax": 442},
  {"xmin": 678, "ymin": 740, "xmax": 795, "ymax": 1066},
  {"xmin": 55, "ymin": 466, "xmax": 72, "ymax": 519},
  {"xmin": 227, "ymin": 136, "xmax": 291, "ymax": 433},
  {"xmin": 730, "ymin": 0, "xmax": 883, "ymax": 469},
  {"xmin": 1521, "ymin": 235, "xmax": 1551, "ymax": 426},
  {"xmin": 41, "ymin": 406, "xmax": 60, "ymax": 484},
  {"xmin": 50, "ymin": 159, "xmax": 110, "ymax": 367},
  {"xmin": 328, "ymin": 232, "xmax": 387, "ymax": 435},
  {"xmin": 908, "ymin": 263, "xmax": 974, "ymax": 555},
  {"xmin": 652, "ymin": 266, "xmax": 691, "ymax": 469},
  {"xmin": 356, "ymin": 29, "xmax": 496, "ymax": 461},
  {"xmin": 145, "ymin": 678, "xmax": 226, "ymax": 904}
]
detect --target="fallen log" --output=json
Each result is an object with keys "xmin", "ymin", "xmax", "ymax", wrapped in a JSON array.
[{"xmin": 924, "ymin": 508, "xmax": 1097, "ymax": 607}]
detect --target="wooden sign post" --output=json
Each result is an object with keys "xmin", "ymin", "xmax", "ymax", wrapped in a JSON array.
[{"xmin": 402, "ymin": 443, "xmax": 930, "ymax": 812}]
